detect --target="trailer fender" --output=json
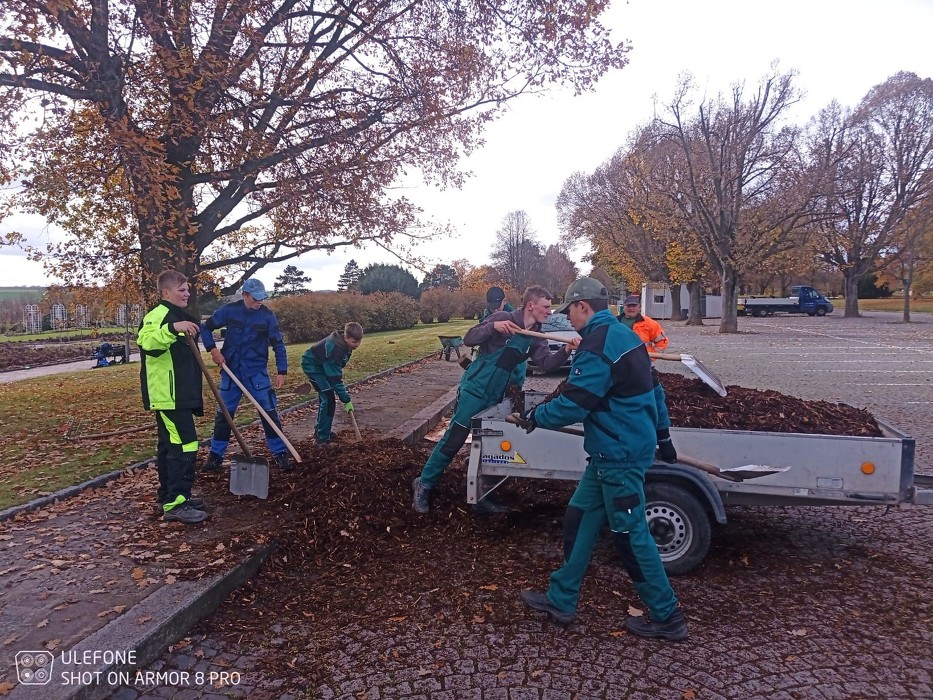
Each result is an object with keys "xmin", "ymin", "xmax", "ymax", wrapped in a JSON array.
[{"xmin": 647, "ymin": 463, "xmax": 727, "ymax": 524}]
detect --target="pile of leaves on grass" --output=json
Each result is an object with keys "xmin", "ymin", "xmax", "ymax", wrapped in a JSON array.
[{"xmin": 527, "ymin": 372, "xmax": 882, "ymax": 437}]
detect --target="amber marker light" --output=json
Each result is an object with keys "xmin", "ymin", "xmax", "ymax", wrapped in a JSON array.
[
  {"xmin": 861, "ymin": 462, "xmax": 875, "ymax": 475},
  {"xmin": 500, "ymin": 441, "xmax": 512, "ymax": 452}
]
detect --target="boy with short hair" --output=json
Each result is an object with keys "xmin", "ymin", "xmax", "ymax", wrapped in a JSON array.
[
  {"xmin": 301, "ymin": 322, "xmax": 364, "ymax": 445},
  {"xmin": 138, "ymin": 270, "xmax": 208, "ymax": 525}
]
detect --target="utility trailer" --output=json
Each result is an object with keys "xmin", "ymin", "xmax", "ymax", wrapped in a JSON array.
[{"xmin": 466, "ymin": 392, "xmax": 931, "ymax": 575}]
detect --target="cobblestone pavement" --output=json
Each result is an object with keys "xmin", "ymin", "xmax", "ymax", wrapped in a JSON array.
[{"xmin": 102, "ymin": 312, "xmax": 932, "ymax": 698}]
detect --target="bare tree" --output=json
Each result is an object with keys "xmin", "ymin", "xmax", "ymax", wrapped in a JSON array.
[
  {"xmin": 490, "ymin": 211, "xmax": 544, "ymax": 292},
  {"xmin": 656, "ymin": 67, "xmax": 819, "ymax": 333},
  {"xmin": 812, "ymin": 73, "xmax": 933, "ymax": 317},
  {"xmin": 538, "ymin": 244, "xmax": 579, "ymax": 300},
  {"xmin": 888, "ymin": 194, "xmax": 933, "ymax": 321}
]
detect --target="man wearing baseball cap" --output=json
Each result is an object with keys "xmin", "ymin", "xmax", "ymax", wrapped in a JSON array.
[
  {"xmin": 517, "ymin": 277, "xmax": 688, "ymax": 641},
  {"xmin": 200, "ymin": 278, "xmax": 293, "ymax": 473},
  {"xmin": 618, "ymin": 294, "xmax": 677, "ymax": 464}
]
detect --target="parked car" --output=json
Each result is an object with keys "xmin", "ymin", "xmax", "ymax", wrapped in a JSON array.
[{"xmin": 527, "ymin": 313, "xmax": 579, "ymax": 373}]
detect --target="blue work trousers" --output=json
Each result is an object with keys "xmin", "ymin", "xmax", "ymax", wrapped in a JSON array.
[{"xmin": 210, "ymin": 370, "xmax": 286, "ymax": 457}]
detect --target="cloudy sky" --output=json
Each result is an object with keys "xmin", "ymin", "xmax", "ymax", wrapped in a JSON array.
[{"xmin": 2, "ymin": 0, "xmax": 932, "ymax": 290}]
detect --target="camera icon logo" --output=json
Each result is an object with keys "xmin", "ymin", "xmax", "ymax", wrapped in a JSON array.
[{"xmin": 15, "ymin": 651, "xmax": 54, "ymax": 685}]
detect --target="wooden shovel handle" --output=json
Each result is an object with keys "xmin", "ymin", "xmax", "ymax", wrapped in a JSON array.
[
  {"xmin": 219, "ymin": 364, "xmax": 302, "ymax": 463},
  {"xmin": 348, "ymin": 410, "xmax": 362, "ymax": 442},
  {"xmin": 517, "ymin": 329, "xmax": 682, "ymax": 361},
  {"xmin": 513, "ymin": 328, "xmax": 573, "ymax": 343},
  {"xmin": 185, "ymin": 334, "xmax": 252, "ymax": 457}
]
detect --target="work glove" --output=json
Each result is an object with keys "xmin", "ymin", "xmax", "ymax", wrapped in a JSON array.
[
  {"xmin": 519, "ymin": 407, "xmax": 538, "ymax": 434},
  {"xmin": 657, "ymin": 428, "xmax": 678, "ymax": 463},
  {"xmin": 343, "ymin": 401, "xmax": 354, "ymax": 413}
]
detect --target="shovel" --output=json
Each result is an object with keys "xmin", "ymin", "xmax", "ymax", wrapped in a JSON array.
[
  {"xmin": 348, "ymin": 409, "xmax": 362, "ymax": 441},
  {"xmin": 647, "ymin": 353, "xmax": 727, "ymax": 397},
  {"xmin": 218, "ymin": 364, "xmax": 302, "ymax": 464},
  {"xmin": 504, "ymin": 414, "xmax": 788, "ymax": 482},
  {"xmin": 513, "ymin": 328, "xmax": 727, "ymax": 397},
  {"xmin": 186, "ymin": 335, "xmax": 270, "ymax": 499}
]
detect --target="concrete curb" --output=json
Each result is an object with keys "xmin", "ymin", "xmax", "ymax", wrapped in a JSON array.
[
  {"xmin": 7, "ymin": 370, "xmax": 459, "ymax": 699},
  {"xmin": 386, "ymin": 387, "xmax": 459, "ymax": 445},
  {"xmin": 8, "ymin": 543, "xmax": 275, "ymax": 700}
]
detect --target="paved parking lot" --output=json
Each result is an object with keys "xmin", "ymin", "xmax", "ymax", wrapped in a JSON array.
[
  {"xmin": 662, "ymin": 311, "xmax": 932, "ymax": 472},
  {"xmin": 113, "ymin": 310, "xmax": 932, "ymax": 700}
]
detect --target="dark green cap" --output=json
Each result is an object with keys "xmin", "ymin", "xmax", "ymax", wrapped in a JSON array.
[{"xmin": 555, "ymin": 277, "xmax": 609, "ymax": 314}]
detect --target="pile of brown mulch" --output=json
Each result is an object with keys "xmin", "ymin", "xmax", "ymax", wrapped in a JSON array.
[
  {"xmin": 660, "ymin": 373, "xmax": 883, "ymax": 436},
  {"xmin": 526, "ymin": 373, "xmax": 882, "ymax": 437},
  {"xmin": 181, "ymin": 434, "xmax": 572, "ymax": 686}
]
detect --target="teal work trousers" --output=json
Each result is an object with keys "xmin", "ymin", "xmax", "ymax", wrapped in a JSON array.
[
  {"xmin": 546, "ymin": 459, "xmax": 678, "ymax": 621},
  {"xmin": 418, "ymin": 388, "xmax": 492, "ymax": 489}
]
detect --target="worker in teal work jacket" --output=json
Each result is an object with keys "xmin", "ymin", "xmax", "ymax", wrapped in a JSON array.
[
  {"xmin": 412, "ymin": 285, "xmax": 576, "ymax": 515},
  {"xmin": 517, "ymin": 277, "xmax": 688, "ymax": 642}
]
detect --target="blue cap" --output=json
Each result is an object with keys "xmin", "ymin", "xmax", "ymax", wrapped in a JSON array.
[{"xmin": 241, "ymin": 278, "xmax": 267, "ymax": 300}]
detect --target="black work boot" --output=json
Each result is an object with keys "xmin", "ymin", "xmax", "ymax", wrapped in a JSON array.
[
  {"xmin": 624, "ymin": 607, "xmax": 688, "ymax": 641},
  {"xmin": 162, "ymin": 503, "xmax": 209, "ymax": 525},
  {"xmin": 519, "ymin": 590, "xmax": 575, "ymax": 625},
  {"xmin": 274, "ymin": 452, "xmax": 294, "ymax": 472},
  {"xmin": 202, "ymin": 452, "xmax": 223, "ymax": 473},
  {"xmin": 472, "ymin": 496, "xmax": 510, "ymax": 515},
  {"xmin": 411, "ymin": 477, "xmax": 431, "ymax": 514}
]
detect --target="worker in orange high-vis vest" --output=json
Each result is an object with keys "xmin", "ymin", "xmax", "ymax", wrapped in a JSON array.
[
  {"xmin": 618, "ymin": 295, "xmax": 676, "ymax": 464},
  {"xmin": 618, "ymin": 295, "xmax": 669, "ymax": 353}
]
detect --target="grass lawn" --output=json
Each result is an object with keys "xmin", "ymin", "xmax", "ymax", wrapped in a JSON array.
[
  {"xmin": 854, "ymin": 297, "xmax": 933, "ymax": 314},
  {"xmin": 0, "ymin": 320, "xmax": 473, "ymax": 511}
]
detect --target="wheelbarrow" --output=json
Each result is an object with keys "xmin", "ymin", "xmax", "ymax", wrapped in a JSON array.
[{"xmin": 438, "ymin": 335, "xmax": 464, "ymax": 361}]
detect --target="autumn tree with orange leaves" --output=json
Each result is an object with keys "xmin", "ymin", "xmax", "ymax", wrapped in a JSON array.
[{"xmin": 0, "ymin": 0, "xmax": 627, "ymax": 296}]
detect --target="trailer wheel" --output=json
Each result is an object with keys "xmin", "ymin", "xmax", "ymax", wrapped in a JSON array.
[
  {"xmin": 815, "ymin": 307, "xmax": 827, "ymax": 317},
  {"xmin": 644, "ymin": 482, "xmax": 711, "ymax": 576},
  {"xmin": 751, "ymin": 307, "xmax": 766, "ymax": 318}
]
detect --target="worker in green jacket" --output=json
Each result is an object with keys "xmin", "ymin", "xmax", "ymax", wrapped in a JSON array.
[
  {"xmin": 301, "ymin": 322, "xmax": 364, "ymax": 445},
  {"xmin": 138, "ymin": 270, "xmax": 208, "ymax": 525},
  {"xmin": 412, "ymin": 285, "xmax": 575, "ymax": 514},
  {"xmin": 517, "ymin": 277, "xmax": 687, "ymax": 641}
]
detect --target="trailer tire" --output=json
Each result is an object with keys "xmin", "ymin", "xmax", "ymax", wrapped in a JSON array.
[
  {"xmin": 751, "ymin": 307, "xmax": 766, "ymax": 318},
  {"xmin": 644, "ymin": 481, "xmax": 711, "ymax": 576}
]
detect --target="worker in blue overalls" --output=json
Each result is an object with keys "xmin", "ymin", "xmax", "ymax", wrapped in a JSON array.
[
  {"xmin": 412, "ymin": 285, "xmax": 577, "ymax": 514},
  {"xmin": 200, "ymin": 278, "xmax": 292, "ymax": 473}
]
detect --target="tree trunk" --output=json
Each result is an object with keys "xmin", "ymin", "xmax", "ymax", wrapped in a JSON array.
[
  {"xmin": 719, "ymin": 268, "xmax": 739, "ymax": 333},
  {"xmin": 669, "ymin": 283, "xmax": 685, "ymax": 321},
  {"xmin": 685, "ymin": 282, "xmax": 704, "ymax": 326},
  {"xmin": 843, "ymin": 271, "xmax": 861, "ymax": 317},
  {"xmin": 903, "ymin": 280, "xmax": 911, "ymax": 323}
]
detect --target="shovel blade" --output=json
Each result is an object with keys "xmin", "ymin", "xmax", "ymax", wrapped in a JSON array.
[
  {"xmin": 718, "ymin": 464, "xmax": 790, "ymax": 481},
  {"xmin": 681, "ymin": 354, "xmax": 728, "ymax": 397},
  {"xmin": 229, "ymin": 455, "xmax": 270, "ymax": 499}
]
